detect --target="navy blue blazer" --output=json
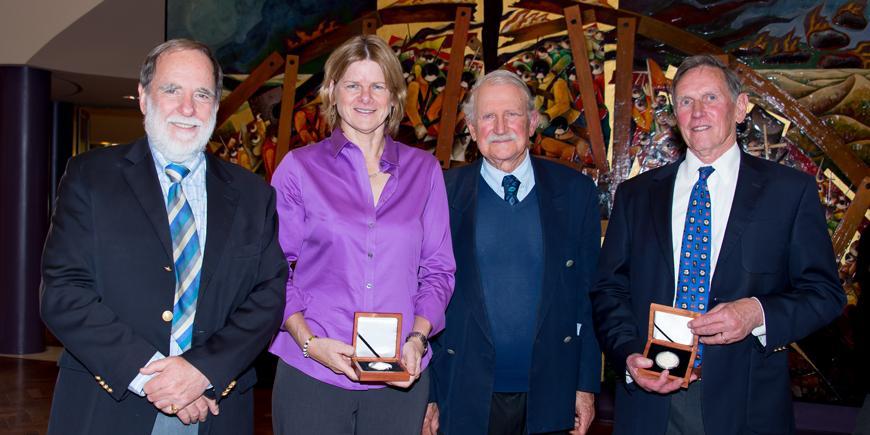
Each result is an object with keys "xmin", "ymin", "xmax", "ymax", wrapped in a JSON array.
[
  {"xmin": 430, "ymin": 157, "xmax": 602, "ymax": 434},
  {"xmin": 41, "ymin": 138, "xmax": 288, "ymax": 435},
  {"xmin": 591, "ymin": 151, "xmax": 845, "ymax": 435}
]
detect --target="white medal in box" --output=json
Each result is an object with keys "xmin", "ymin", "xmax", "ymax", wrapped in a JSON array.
[
  {"xmin": 638, "ymin": 304, "xmax": 700, "ymax": 388},
  {"xmin": 351, "ymin": 313, "xmax": 411, "ymax": 382}
]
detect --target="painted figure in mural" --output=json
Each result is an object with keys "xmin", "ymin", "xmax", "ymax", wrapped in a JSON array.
[
  {"xmin": 425, "ymin": 70, "xmax": 601, "ymax": 435},
  {"xmin": 262, "ymin": 133, "xmax": 278, "ymax": 182},
  {"xmin": 591, "ymin": 54, "xmax": 845, "ymax": 435},
  {"xmin": 512, "ymin": 33, "xmax": 610, "ymax": 167},
  {"xmin": 293, "ymin": 95, "xmax": 326, "ymax": 146},
  {"xmin": 406, "ymin": 61, "xmax": 442, "ymax": 141},
  {"xmin": 41, "ymin": 38, "xmax": 287, "ymax": 435},
  {"xmin": 268, "ymin": 35, "xmax": 455, "ymax": 435}
]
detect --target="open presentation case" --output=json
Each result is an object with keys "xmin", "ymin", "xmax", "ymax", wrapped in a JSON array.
[
  {"xmin": 351, "ymin": 312, "xmax": 411, "ymax": 382},
  {"xmin": 637, "ymin": 303, "xmax": 700, "ymax": 388}
]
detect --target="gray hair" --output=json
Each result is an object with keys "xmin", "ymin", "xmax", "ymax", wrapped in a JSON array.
[
  {"xmin": 462, "ymin": 69, "xmax": 535, "ymax": 122},
  {"xmin": 139, "ymin": 39, "xmax": 223, "ymax": 100},
  {"xmin": 671, "ymin": 54, "xmax": 742, "ymax": 100}
]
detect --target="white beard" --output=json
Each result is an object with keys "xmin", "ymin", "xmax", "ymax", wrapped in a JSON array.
[{"xmin": 143, "ymin": 96, "xmax": 217, "ymax": 163}]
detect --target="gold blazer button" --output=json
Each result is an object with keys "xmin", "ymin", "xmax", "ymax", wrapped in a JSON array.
[{"xmin": 162, "ymin": 310, "xmax": 174, "ymax": 322}]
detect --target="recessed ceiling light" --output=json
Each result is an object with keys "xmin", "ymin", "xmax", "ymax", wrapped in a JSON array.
[{"xmin": 122, "ymin": 95, "xmax": 138, "ymax": 100}]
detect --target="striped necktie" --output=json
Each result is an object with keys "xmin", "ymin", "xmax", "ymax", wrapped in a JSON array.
[
  {"xmin": 165, "ymin": 163, "xmax": 202, "ymax": 352},
  {"xmin": 675, "ymin": 165, "xmax": 714, "ymax": 367}
]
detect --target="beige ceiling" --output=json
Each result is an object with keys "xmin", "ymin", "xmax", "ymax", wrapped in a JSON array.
[{"xmin": 1, "ymin": 0, "xmax": 165, "ymax": 108}]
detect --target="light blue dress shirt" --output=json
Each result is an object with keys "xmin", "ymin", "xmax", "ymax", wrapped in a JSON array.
[
  {"xmin": 128, "ymin": 145, "xmax": 208, "ymax": 434},
  {"xmin": 479, "ymin": 150, "xmax": 536, "ymax": 202}
]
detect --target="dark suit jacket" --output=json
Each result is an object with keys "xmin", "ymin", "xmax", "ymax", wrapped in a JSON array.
[
  {"xmin": 430, "ymin": 157, "xmax": 602, "ymax": 434},
  {"xmin": 591, "ymin": 151, "xmax": 844, "ymax": 435},
  {"xmin": 41, "ymin": 138, "xmax": 288, "ymax": 435}
]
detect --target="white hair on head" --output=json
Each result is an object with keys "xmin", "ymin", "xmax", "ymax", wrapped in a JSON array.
[{"xmin": 462, "ymin": 69, "xmax": 535, "ymax": 122}]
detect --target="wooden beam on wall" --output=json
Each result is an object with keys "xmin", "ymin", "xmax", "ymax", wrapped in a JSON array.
[
  {"xmin": 564, "ymin": 5, "xmax": 609, "ymax": 174},
  {"xmin": 276, "ymin": 55, "xmax": 299, "ymax": 166},
  {"xmin": 610, "ymin": 17, "xmax": 637, "ymax": 187},
  {"xmin": 733, "ymin": 62, "xmax": 868, "ymax": 186},
  {"xmin": 434, "ymin": 6, "xmax": 472, "ymax": 169},
  {"xmin": 832, "ymin": 176, "xmax": 870, "ymax": 258},
  {"xmin": 512, "ymin": 0, "xmax": 723, "ymax": 55},
  {"xmin": 216, "ymin": 51, "xmax": 285, "ymax": 129},
  {"xmin": 379, "ymin": 3, "xmax": 477, "ymax": 24},
  {"xmin": 293, "ymin": 13, "xmax": 381, "ymax": 66},
  {"xmin": 362, "ymin": 17, "xmax": 378, "ymax": 35}
]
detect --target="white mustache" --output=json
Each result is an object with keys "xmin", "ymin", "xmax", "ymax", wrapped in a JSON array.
[
  {"xmin": 166, "ymin": 115, "xmax": 203, "ymax": 126},
  {"xmin": 485, "ymin": 133, "xmax": 519, "ymax": 143}
]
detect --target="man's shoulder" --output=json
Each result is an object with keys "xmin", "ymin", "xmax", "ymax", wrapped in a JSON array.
[
  {"xmin": 617, "ymin": 160, "xmax": 679, "ymax": 193},
  {"xmin": 531, "ymin": 156, "xmax": 591, "ymax": 182},
  {"xmin": 65, "ymin": 139, "xmax": 146, "ymax": 174},
  {"xmin": 743, "ymin": 152, "xmax": 814, "ymax": 185},
  {"xmin": 208, "ymin": 155, "xmax": 272, "ymax": 192},
  {"xmin": 444, "ymin": 161, "xmax": 479, "ymax": 190}
]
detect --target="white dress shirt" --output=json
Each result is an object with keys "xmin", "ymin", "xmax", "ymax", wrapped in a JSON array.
[{"xmin": 670, "ymin": 144, "xmax": 766, "ymax": 345}]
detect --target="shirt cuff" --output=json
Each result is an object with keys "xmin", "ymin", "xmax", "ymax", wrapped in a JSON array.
[
  {"xmin": 750, "ymin": 297, "xmax": 767, "ymax": 347},
  {"xmin": 127, "ymin": 351, "xmax": 166, "ymax": 396}
]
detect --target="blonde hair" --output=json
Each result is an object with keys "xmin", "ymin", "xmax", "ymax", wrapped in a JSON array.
[{"xmin": 319, "ymin": 35, "xmax": 407, "ymax": 136}]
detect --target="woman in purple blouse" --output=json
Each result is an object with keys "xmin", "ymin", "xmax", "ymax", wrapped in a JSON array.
[{"xmin": 268, "ymin": 35, "xmax": 456, "ymax": 434}]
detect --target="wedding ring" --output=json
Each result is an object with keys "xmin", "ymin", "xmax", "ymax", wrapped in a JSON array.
[{"xmin": 170, "ymin": 404, "xmax": 177, "ymax": 414}]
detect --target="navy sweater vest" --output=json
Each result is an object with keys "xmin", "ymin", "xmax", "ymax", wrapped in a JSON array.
[{"xmin": 475, "ymin": 175, "xmax": 543, "ymax": 392}]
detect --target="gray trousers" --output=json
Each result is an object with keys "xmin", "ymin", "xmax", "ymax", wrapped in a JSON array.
[
  {"xmin": 152, "ymin": 413, "xmax": 198, "ymax": 435},
  {"xmin": 272, "ymin": 360, "xmax": 429, "ymax": 435},
  {"xmin": 665, "ymin": 381, "xmax": 706, "ymax": 435}
]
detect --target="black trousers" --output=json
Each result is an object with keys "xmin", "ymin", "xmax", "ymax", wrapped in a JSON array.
[{"xmin": 272, "ymin": 360, "xmax": 429, "ymax": 435}]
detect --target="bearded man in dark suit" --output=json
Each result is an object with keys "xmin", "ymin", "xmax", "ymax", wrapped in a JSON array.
[{"xmin": 41, "ymin": 39, "xmax": 287, "ymax": 435}]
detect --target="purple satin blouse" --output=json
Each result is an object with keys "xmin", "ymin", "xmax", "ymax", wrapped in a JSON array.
[{"xmin": 268, "ymin": 129, "xmax": 456, "ymax": 390}]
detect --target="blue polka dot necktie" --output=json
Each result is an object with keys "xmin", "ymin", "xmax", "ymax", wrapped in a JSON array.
[
  {"xmin": 165, "ymin": 163, "xmax": 201, "ymax": 352},
  {"xmin": 502, "ymin": 175, "xmax": 520, "ymax": 205},
  {"xmin": 675, "ymin": 166, "xmax": 714, "ymax": 366}
]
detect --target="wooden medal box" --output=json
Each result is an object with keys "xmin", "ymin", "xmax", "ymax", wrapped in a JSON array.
[
  {"xmin": 637, "ymin": 303, "xmax": 700, "ymax": 388},
  {"xmin": 351, "ymin": 312, "xmax": 411, "ymax": 382}
]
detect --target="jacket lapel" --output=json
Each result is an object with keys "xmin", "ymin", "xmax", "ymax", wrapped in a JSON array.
[
  {"xmin": 122, "ymin": 139, "xmax": 172, "ymax": 260},
  {"xmin": 649, "ymin": 161, "xmax": 680, "ymax": 298},
  {"xmin": 530, "ymin": 158, "xmax": 567, "ymax": 336},
  {"xmin": 712, "ymin": 153, "xmax": 764, "ymax": 296},
  {"xmin": 452, "ymin": 160, "xmax": 494, "ymax": 342},
  {"xmin": 198, "ymin": 155, "xmax": 240, "ymax": 296}
]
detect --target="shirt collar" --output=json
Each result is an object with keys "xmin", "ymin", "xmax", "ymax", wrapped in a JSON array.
[
  {"xmin": 328, "ymin": 127, "xmax": 399, "ymax": 167},
  {"xmin": 684, "ymin": 143, "xmax": 740, "ymax": 184},
  {"xmin": 480, "ymin": 150, "xmax": 534, "ymax": 186},
  {"xmin": 148, "ymin": 140, "xmax": 206, "ymax": 175}
]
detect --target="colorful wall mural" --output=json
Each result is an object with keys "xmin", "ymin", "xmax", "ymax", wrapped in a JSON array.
[{"xmin": 167, "ymin": 0, "xmax": 869, "ymax": 407}]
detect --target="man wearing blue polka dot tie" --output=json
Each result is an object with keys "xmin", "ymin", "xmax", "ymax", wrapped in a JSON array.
[
  {"xmin": 591, "ymin": 55, "xmax": 844, "ymax": 435},
  {"xmin": 41, "ymin": 39, "xmax": 287, "ymax": 435}
]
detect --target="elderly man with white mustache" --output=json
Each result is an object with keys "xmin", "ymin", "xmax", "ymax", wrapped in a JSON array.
[
  {"xmin": 424, "ymin": 69, "xmax": 602, "ymax": 435},
  {"xmin": 41, "ymin": 39, "xmax": 287, "ymax": 435}
]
